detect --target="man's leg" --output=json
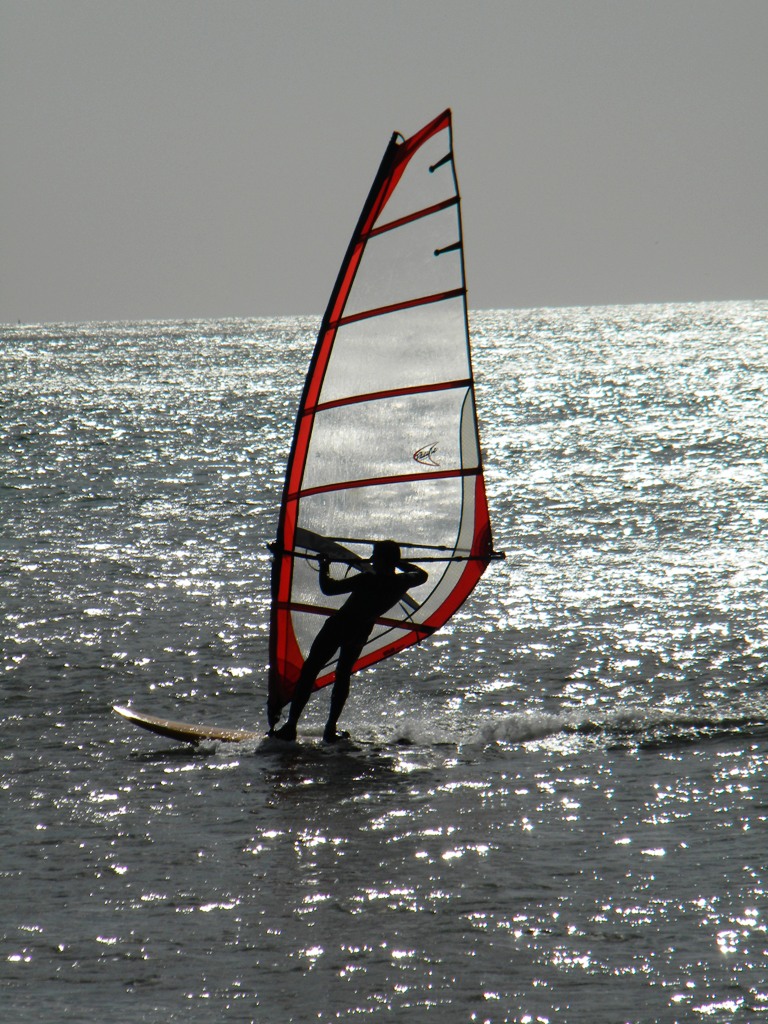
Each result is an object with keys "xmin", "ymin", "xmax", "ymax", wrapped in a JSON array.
[
  {"xmin": 323, "ymin": 640, "xmax": 364, "ymax": 742},
  {"xmin": 273, "ymin": 619, "xmax": 341, "ymax": 740}
]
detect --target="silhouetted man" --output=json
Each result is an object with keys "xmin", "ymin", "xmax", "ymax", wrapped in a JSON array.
[{"xmin": 272, "ymin": 540, "xmax": 428, "ymax": 742}]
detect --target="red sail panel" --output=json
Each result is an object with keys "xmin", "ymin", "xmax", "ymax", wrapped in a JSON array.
[{"xmin": 268, "ymin": 109, "xmax": 495, "ymax": 722}]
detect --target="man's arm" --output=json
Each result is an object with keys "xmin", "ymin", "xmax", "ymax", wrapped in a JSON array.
[
  {"xmin": 397, "ymin": 560, "xmax": 429, "ymax": 589},
  {"xmin": 318, "ymin": 556, "xmax": 359, "ymax": 596}
]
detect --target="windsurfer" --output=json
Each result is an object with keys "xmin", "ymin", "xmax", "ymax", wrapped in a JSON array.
[{"xmin": 271, "ymin": 540, "xmax": 428, "ymax": 742}]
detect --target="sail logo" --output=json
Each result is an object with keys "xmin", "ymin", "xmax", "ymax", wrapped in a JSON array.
[{"xmin": 413, "ymin": 443, "xmax": 440, "ymax": 467}]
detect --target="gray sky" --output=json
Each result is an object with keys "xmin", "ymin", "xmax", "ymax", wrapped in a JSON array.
[{"xmin": 2, "ymin": 0, "xmax": 766, "ymax": 324}]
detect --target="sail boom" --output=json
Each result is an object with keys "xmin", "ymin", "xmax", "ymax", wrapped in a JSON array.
[
  {"xmin": 293, "ymin": 534, "xmax": 475, "ymax": 553},
  {"xmin": 278, "ymin": 548, "xmax": 501, "ymax": 565}
]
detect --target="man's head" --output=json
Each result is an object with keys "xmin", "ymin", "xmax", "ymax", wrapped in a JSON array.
[{"xmin": 371, "ymin": 539, "xmax": 400, "ymax": 571}]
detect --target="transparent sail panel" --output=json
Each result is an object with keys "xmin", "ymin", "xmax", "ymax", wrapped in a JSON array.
[
  {"xmin": 343, "ymin": 205, "xmax": 461, "ymax": 319},
  {"xmin": 301, "ymin": 388, "xmax": 475, "ymax": 493},
  {"xmin": 318, "ymin": 297, "xmax": 469, "ymax": 404},
  {"xmin": 297, "ymin": 475, "xmax": 472, "ymax": 556}
]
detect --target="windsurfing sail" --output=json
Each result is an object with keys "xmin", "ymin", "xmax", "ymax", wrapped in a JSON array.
[{"xmin": 267, "ymin": 109, "xmax": 501, "ymax": 725}]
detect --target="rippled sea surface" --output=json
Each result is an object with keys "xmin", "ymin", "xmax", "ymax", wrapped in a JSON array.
[{"xmin": 2, "ymin": 302, "xmax": 768, "ymax": 1022}]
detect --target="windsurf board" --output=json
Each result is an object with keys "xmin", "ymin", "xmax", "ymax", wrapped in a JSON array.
[{"xmin": 112, "ymin": 704, "xmax": 261, "ymax": 745}]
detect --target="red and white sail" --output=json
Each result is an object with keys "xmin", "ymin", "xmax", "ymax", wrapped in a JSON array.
[{"xmin": 268, "ymin": 109, "xmax": 498, "ymax": 721}]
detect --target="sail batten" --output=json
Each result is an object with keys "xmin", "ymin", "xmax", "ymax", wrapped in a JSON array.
[
  {"xmin": 267, "ymin": 109, "xmax": 497, "ymax": 721},
  {"xmin": 329, "ymin": 287, "xmax": 466, "ymax": 329},
  {"xmin": 365, "ymin": 195, "xmax": 460, "ymax": 239},
  {"xmin": 307, "ymin": 377, "xmax": 473, "ymax": 415},
  {"xmin": 277, "ymin": 601, "xmax": 437, "ymax": 635},
  {"xmin": 289, "ymin": 465, "xmax": 481, "ymax": 502}
]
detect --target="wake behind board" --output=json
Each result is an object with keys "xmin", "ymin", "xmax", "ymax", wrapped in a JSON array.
[{"xmin": 112, "ymin": 704, "xmax": 261, "ymax": 745}]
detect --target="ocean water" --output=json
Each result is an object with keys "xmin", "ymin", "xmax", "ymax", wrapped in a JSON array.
[{"xmin": 2, "ymin": 301, "xmax": 768, "ymax": 1023}]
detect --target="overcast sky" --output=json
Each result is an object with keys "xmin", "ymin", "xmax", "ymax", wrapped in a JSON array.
[{"xmin": 2, "ymin": 1, "xmax": 766, "ymax": 324}]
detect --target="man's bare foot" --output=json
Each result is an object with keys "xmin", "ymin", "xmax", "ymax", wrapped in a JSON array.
[
  {"xmin": 323, "ymin": 727, "xmax": 350, "ymax": 744},
  {"xmin": 273, "ymin": 722, "xmax": 297, "ymax": 741}
]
